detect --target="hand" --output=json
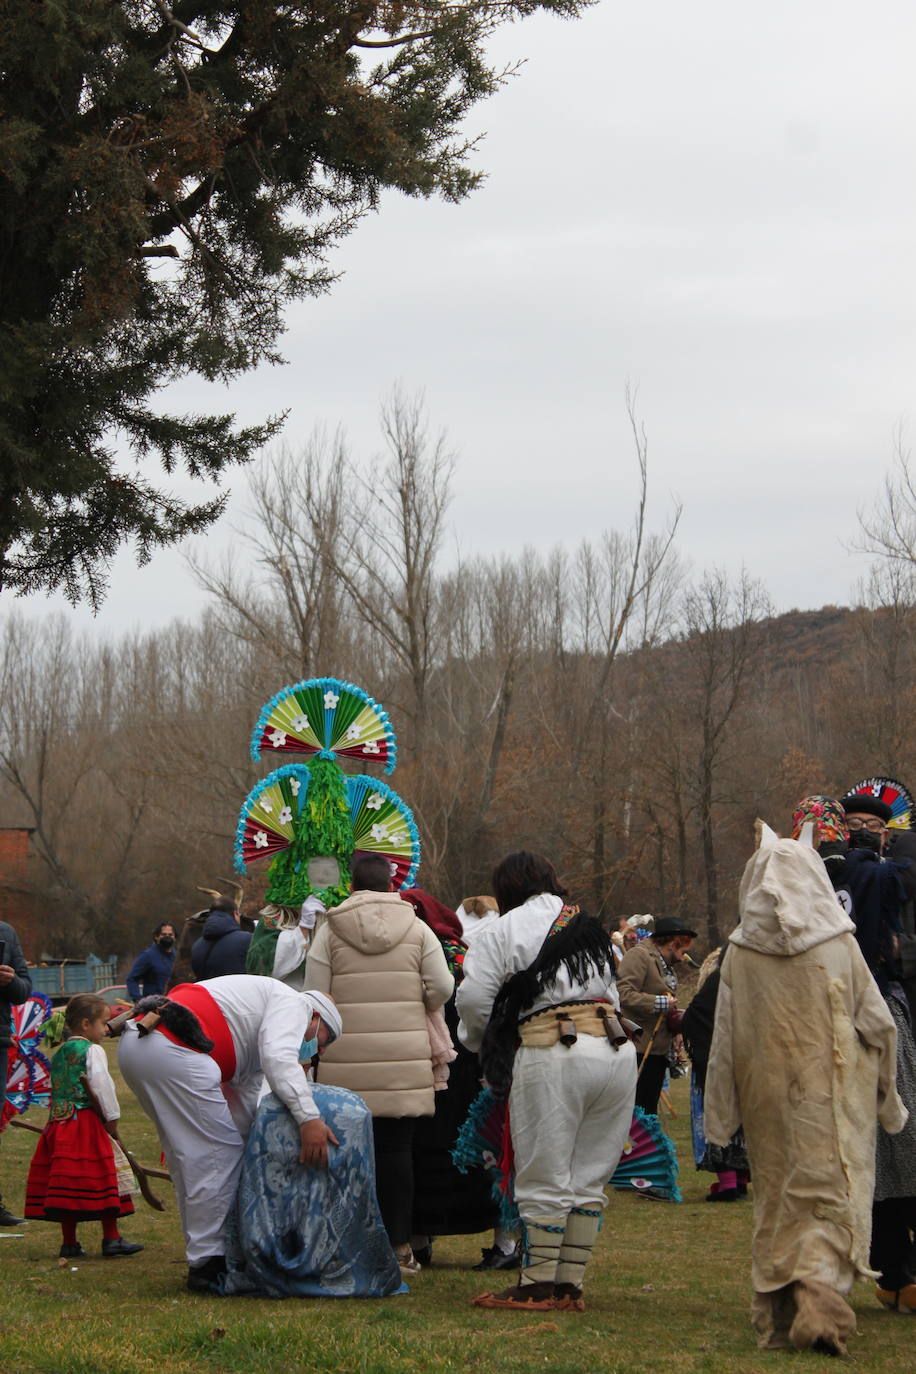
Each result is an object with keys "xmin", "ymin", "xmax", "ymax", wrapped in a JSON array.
[
  {"xmin": 0, "ymin": 965, "xmax": 15, "ymax": 987},
  {"xmin": 298, "ymin": 1118, "xmax": 339, "ymax": 1168},
  {"xmin": 667, "ymin": 1007, "xmax": 685, "ymax": 1033}
]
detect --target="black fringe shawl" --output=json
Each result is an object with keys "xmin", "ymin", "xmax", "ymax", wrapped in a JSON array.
[
  {"xmin": 478, "ymin": 910, "xmax": 614, "ymax": 1098},
  {"xmin": 133, "ymin": 995, "xmax": 215, "ymax": 1054}
]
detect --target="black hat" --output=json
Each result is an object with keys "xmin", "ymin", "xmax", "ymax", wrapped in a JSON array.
[
  {"xmin": 652, "ymin": 916, "xmax": 698, "ymax": 940},
  {"xmin": 840, "ymin": 793, "xmax": 893, "ymax": 823}
]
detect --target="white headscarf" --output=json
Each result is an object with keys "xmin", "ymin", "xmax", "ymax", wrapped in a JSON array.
[{"xmin": 305, "ymin": 990, "xmax": 343, "ymax": 1042}]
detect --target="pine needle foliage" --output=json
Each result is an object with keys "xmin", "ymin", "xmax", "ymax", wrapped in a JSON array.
[{"xmin": 0, "ymin": 1, "xmax": 588, "ymax": 606}]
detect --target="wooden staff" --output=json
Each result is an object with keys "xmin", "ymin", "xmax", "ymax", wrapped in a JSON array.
[{"xmin": 636, "ymin": 1010, "xmax": 666, "ymax": 1079}]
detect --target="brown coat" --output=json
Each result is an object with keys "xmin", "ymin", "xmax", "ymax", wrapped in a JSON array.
[
  {"xmin": 304, "ymin": 890, "xmax": 454, "ymax": 1118},
  {"xmin": 616, "ymin": 939, "xmax": 677, "ymax": 1056}
]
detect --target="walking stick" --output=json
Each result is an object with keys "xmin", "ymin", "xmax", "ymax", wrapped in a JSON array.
[
  {"xmin": 636, "ymin": 1010, "xmax": 666, "ymax": 1079},
  {"xmin": 9, "ymin": 1115, "xmax": 171, "ymax": 1212}
]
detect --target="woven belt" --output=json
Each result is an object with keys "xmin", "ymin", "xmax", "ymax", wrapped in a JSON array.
[{"xmin": 518, "ymin": 1002, "xmax": 628, "ymax": 1049}]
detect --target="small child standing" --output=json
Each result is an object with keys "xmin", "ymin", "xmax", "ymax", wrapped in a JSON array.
[{"xmin": 25, "ymin": 993, "xmax": 143, "ymax": 1259}]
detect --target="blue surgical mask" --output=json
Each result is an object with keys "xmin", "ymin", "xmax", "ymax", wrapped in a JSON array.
[{"xmin": 298, "ymin": 1036, "xmax": 318, "ymax": 1062}]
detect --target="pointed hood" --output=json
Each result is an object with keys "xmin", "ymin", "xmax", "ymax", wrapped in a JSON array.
[
  {"xmin": 324, "ymin": 890, "xmax": 419, "ymax": 954},
  {"xmin": 730, "ymin": 839, "xmax": 854, "ymax": 956}
]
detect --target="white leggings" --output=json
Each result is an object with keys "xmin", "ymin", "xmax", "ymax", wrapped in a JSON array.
[{"xmin": 509, "ymin": 1035, "xmax": 637, "ymax": 1220}]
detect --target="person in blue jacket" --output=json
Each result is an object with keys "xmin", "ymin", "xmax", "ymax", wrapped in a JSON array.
[
  {"xmin": 125, "ymin": 923, "xmax": 177, "ymax": 1000},
  {"xmin": 191, "ymin": 898, "xmax": 252, "ymax": 979}
]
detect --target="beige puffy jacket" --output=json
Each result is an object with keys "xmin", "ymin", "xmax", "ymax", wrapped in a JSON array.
[{"xmin": 304, "ymin": 890, "xmax": 454, "ymax": 1117}]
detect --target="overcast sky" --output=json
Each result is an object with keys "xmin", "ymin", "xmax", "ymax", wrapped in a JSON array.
[{"xmin": 11, "ymin": 0, "xmax": 916, "ymax": 634}]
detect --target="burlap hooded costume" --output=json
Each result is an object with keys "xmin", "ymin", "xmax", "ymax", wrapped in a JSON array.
[{"xmin": 704, "ymin": 832, "xmax": 907, "ymax": 1355}]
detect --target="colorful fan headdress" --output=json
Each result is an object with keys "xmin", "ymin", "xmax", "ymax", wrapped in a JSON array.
[
  {"xmin": 236, "ymin": 677, "xmax": 420, "ymax": 919},
  {"xmin": 844, "ymin": 776, "xmax": 915, "ymax": 831}
]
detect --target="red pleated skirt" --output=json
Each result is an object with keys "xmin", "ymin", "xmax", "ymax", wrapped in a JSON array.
[{"xmin": 25, "ymin": 1110, "xmax": 134, "ymax": 1220}]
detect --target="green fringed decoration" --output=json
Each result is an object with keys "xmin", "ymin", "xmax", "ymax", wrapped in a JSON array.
[{"xmin": 265, "ymin": 756, "xmax": 354, "ymax": 910}]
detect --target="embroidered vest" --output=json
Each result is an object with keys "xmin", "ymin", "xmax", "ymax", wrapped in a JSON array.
[{"xmin": 49, "ymin": 1037, "xmax": 91, "ymax": 1122}]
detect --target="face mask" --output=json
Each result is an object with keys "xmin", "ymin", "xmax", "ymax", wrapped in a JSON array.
[
  {"xmin": 848, "ymin": 830, "xmax": 882, "ymax": 854},
  {"xmin": 158, "ymin": 936, "xmax": 175, "ymax": 951},
  {"xmin": 298, "ymin": 1037, "xmax": 318, "ymax": 1063}
]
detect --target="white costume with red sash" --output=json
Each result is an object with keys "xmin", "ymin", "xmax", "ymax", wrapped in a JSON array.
[{"xmin": 119, "ymin": 975, "xmax": 319, "ymax": 1263}]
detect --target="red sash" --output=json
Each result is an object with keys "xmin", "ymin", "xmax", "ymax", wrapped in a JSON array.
[{"xmin": 153, "ymin": 983, "xmax": 237, "ymax": 1082}]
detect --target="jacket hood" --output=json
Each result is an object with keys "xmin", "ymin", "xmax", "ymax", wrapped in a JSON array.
[
  {"xmin": 730, "ymin": 839, "xmax": 854, "ymax": 956},
  {"xmin": 325, "ymin": 891, "xmax": 418, "ymax": 954},
  {"xmin": 201, "ymin": 911, "xmax": 240, "ymax": 942}
]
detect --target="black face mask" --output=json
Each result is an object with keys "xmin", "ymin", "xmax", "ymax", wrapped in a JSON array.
[
  {"xmin": 848, "ymin": 830, "xmax": 883, "ymax": 855},
  {"xmin": 157, "ymin": 936, "xmax": 175, "ymax": 952}
]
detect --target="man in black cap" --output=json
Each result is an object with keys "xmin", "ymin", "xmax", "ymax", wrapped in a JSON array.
[{"xmin": 617, "ymin": 915, "xmax": 697, "ymax": 1116}]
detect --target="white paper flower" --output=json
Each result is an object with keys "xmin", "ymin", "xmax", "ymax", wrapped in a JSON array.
[
  {"xmin": 389, "ymin": 833, "xmax": 406, "ymax": 847},
  {"xmin": 345, "ymin": 722, "xmax": 363, "ymax": 741},
  {"xmin": 268, "ymin": 729, "xmax": 287, "ymax": 748},
  {"xmin": 370, "ymin": 823, "xmax": 388, "ymax": 843},
  {"xmin": 362, "ymin": 740, "xmax": 380, "ymax": 755},
  {"xmin": 291, "ymin": 714, "xmax": 309, "ymax": 733},
  {"xmin": 289, "ymin": 777, "xmax": 301, "ymax": 796},
  {"xmin": 260, "ymin": 796, "xmax": 273, "ymax": 813},
  {"xmin": 323, "ymin": 690, "xmax": 339, "ymax": 709},
  {"xmin": 253, "ymin": 830, "xmax": 269, "ymax": 850},
  {"xmin": 279, "ymin": 806, "xmax": 293, "ymax": 826},
  {"xmin": 366, "ymin": 792, "xmax": 384, "ymax": 811}
]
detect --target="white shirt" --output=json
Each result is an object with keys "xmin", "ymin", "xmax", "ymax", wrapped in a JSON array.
[
  {"xmin": 203, "ymin": 975, "xmax": 318, "ymax": 1125},
  {"xmin": 86, "ymin": 1042, "xmax": 120, "ymax": 1121},
  {"xmin": 456, "ymin": 893, "xmax": 619, "ymax": 1052},
  {"xmin": 271, "ymin": 928, "xmax": 311, "ymax": 990}
]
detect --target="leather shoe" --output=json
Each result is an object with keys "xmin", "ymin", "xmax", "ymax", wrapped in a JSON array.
[
  {"xmin": 102, "ymin": 1237, "xmax": 144, "ymax": 1257},
  {"xmin": 0, "ymin": 1204, "xmax": 24, "ymax": 1228},
  {"xmin": 472, "ymin": 1244, "xmax": 521, "ymax": 1271},
  {"xmin": 187, "ymin": 1254, "xmax": 227, "ymax": 1294},
  {"xmin": 59, "ymin": 1243, "xmax": 87, "ymax": 1259}
]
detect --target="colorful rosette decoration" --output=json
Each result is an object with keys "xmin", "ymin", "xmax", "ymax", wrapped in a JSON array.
[
  {"xmin": 235, "ymin": 767, "xmax": 420, "ymax": 891},
  {"xmin": 845, "ymin": 776, "xmax": 916, "ymax": 831},
  {"xmin": 1, "ymin": 993, "xmax": 53, "ymax": 1132},
  {"xmin": 236, "ymin": 678, "xmax": 420, "ymax": 918},
  {"xmin": 250, "ymin": 678, "xmax": 396, "ymax": 775}
]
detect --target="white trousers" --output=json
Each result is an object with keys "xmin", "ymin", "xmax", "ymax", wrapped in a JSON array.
[
  {"xmin": 509, "ymin": 1035, "xmax": 637, "ymax": 1221},
  {"xmin": 118, "ymin": 1023, "xmax": 246, "ymax": 1264}
]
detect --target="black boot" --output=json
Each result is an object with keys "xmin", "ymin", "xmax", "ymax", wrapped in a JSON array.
[
  {"xmin": 187, "ymin": 1254, "xmax": 227, "ymax": 1294},
  {"xmin": 0, "ymin": 1198, "xmax": 23, "ymax": 1228}
]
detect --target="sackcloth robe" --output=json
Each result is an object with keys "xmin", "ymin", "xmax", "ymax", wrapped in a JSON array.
[{"xmin": 705, "ymin": 840, "xmax": 907, "ymax": 1350}]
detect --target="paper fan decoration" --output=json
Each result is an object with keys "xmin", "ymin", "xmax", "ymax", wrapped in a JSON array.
[
  {"xmin": 609, "ymin": 1108, "xmax": 682, "ymax": 1201},
  {"xmin": 845, "ymin": 776, "xmax": 915, "ymax": 830},
  {"xmin": 236, "ymin": 765, "xmax": 420, "ymax": 890},
  {"xmin": 347, "ymin": 775, "xmax": 421, "ymax": 889},
  {"xmin": 1, "ymin": 993, "xmax": 53, "ymax": 1132},
  {"xmin": 250, "ymin": 678, "xmax": 396, "ymax": 774}
]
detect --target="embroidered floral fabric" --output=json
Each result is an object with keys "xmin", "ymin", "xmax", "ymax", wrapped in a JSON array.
[{"xmin": 223, "ymin": 1087, "xmax": 403, "ymax": 1299}]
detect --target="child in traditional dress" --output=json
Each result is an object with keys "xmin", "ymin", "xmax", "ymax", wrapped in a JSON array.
[{"xmin": 25, "ymin": 993, "xmax": 143, "ymax": 1258}]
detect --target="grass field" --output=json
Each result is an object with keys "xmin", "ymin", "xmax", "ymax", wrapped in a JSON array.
[{"xmin": 0, "ymin": 1052, "xmax": 910, "ymax": 1374}]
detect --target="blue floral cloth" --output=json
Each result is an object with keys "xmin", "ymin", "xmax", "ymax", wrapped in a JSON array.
[{"xmin": 224, "ymin": 1086, "xmax": 403, "ymax": 1298}]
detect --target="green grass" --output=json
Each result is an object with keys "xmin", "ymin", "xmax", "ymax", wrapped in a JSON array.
[{"xmin": 0, "ymin": 1056, "xmax": 911, "ymax": 1373}]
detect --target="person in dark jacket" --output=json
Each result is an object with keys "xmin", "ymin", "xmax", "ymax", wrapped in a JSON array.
[
  {"xmin": 191, "ymin": 898, "xmax": 252, "ymax": 979},
  {"xmin": 125, "ymin": 923, "xmax": 177, "ymax": 1000},
  {"xmin": 1, "ymin": 918, "xmax": 32, "ymax": 1226}
]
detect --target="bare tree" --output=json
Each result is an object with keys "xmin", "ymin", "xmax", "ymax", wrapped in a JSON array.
[{"xmin": 680, "ymin": 568, "xmax": 771, "ymax": 945}]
